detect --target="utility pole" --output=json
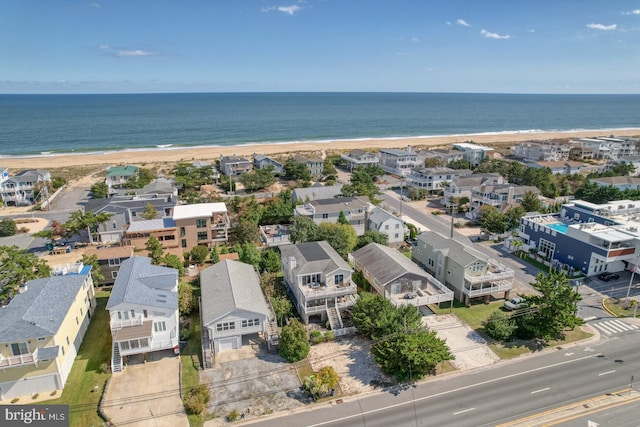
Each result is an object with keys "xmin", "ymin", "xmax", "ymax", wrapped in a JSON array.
[{"xmin": 449, "ymin": 204, "xmax": 457, "ymax": 238}]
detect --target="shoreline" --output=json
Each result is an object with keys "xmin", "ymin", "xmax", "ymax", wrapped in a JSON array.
[{"xmin": 4, "ymin": 128, "xmax": 640, "ymax": 170}]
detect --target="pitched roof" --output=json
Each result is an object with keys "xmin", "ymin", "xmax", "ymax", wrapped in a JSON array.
[
  {"xmin": 368, "ymin": 206, "xmax": 402, "ymax": 225},
  {"xmin": 279, "ymin": 241, "xmax": 352, "ymax": 276},
  {"xmin": 416, "ymin": 231, "xmax": 486, "ymax": 267},
  {"xmin": 173, "ymin": 203, "xmax": 227, "ymax": 220},
  {"xmin": 351, "ymin": 243, "xmax": 427, "ymax": 286},
  {"xmin": 306, "ymin": 196, "xmax": 370, "ymax": 214},
  {"xmin": 292, "ymin": 185, "xmax": 342, "ymax": 202},
  {"xmin": 0, "ymin": 272, "xmax": 90, "ymax": 342},
  {"xmin": 84, "ymin": 245, "xmax": 135, "ymax": 260},
  {"xmin": 200, "ymin": 260, "xmax": 269, "ymax": 325},
  {"xmin": 591, "ymin": 176, "xmax": 640, "ymax": 186},
  {"xmin": 106, "ymin": 256, "xmax": 178, "ymax": 310}
]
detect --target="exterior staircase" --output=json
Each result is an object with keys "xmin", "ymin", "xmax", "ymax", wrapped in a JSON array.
[
  {"xmin": 111, "ymin": 342, "xmax": 122, "ymax": 374},
  {"xmin": 326, "ymin": 307, "xmax": 343, "ymax": 331},
  {"xmin": 265, "ymin": 318, "xmax": 279, "ymax": 352}
]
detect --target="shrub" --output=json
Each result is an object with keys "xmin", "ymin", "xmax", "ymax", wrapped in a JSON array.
[
  {"xmin": 278, "ymin": 319, "xmax": 310, "ymax": 362},
  {"xmin": 323, "ymin": 331, "xmax": 336, "ymax": 342},
  {"xmin": 484, "ymin": 310, "xmax": 517, "ymax": 341},
  {"xmin": 180, "ymin": 327, "xmax": 191, "ymax": 341},
  {"xmin": 99, "ymin": 362, "xmax": 110, "ymax": 374},
  {"xmin": 11, "ymin": 398, "xmax": 19, "ymax": 403},
  {"xmin": 227, "ymin": 409, "xmax": 240, "ymax": 422},
  {"xmin": 309, "ymin": 330, "xmax": 323, "ymax": 344},
  {"xmin": 183, "ymin": 384, "xmax": 210, "ymax": 415},
  {"xmin": 0, "ymin": 219, "xmax": 17, "ymax": 237},
  {"xmin": 31, "ymin": 394, "xmax": 39, "ymax": 399}
]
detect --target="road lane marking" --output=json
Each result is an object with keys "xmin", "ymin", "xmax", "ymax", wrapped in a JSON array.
[
  {"xmin": 583, "ymin": 316, "xmax": 596, "ymax": 321},
  {"xmin": 598, "ymin": 370, "xmax": 616, "ymax": 376},
  {"xmin": 307, "ymin": 353, "xmax": 601, "ymax": 427},
  {"xmin": 531, "ymin": 387, "xmax": 550, "ymax": 394},
  {"xmin": 453, "ymin": 407, "xmax": 475, "ymax": 415}
]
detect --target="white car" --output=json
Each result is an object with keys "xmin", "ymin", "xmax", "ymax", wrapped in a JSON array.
[{"xmin": 504, "ymin": 297, "xmax": 527, "ymax": 311}]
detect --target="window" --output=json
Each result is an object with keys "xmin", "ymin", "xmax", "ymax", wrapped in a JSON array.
[
  {"xmin": 140, "ymin": 338, "xmax": 149, "ymax": 347},
  {"xmin": 143, "ymin": 309, "xmax": 148, "ymax": 318},
  {"xmin": 181, "ymin": 239, "xmax": 187, "ymax": 248},
  {"xmin": 197, "ymin": 231, "xmax": 208, "ymax": 241},
  {"xmin": 395, "ymin": 224, "xmax": 399, "ymax": 229},
  {"xmin": 66, "ymin": 336, "xmax": 70, "ymax": 345},
  {"xmin": 80, "ymin": 307, "xmax": 83, "ymax": 316},
  {"xmin": 196, "ymin": 219, "xmax": 207, "ymax": 228},
  {"xmin": 131, "ymin": 310, "xmax": 135, "ymax": 318},
  {"xmin": 131, "ymin": 211, "xmax": 137, "ymax": 217},
  {"xmin": 385, "ymin": 225, "xmax": 389, "ymax": 230},
  {"xmin": 322, "ymin": 213, "xmax": 329, "ymax": 219},
  {"xmin": 154, "ymin": 321, "xmax": 167, "ymax": 332},
  {"xmin": 180, "ymin": 227, "xmax": 185, "ymax": 237},
  {"xmin": 111, "ymin": 271, "xmax": 118, "ymax": 279},
  {"xmin": 76, "ymin": 317, "xmax": 79, "ymax": 325},
  {"xmin": 394, "ymin": 233, "xmax": 399, "ymax": 239},
  {"xmin": 334, "ymin": 274, "xmax": 344, "ymax": 285},
  {"xmin": 122, "ymin": 310, "xmax": 129, "ymax": 320},
  {"xmin": 38, "ymin": 337, "xmax": 46, "ymax": 342},
  {"xmin": 241, "ymin": 319, "xmax": 260, "ymax": 328},
  {"xmin": 428, "ymin": 258, "xmax": 434, "ymax": 267},
  {"xmin": 216, "ymin": 321, "xmax": 236, "ymax": 331},
  {"xmin": 11, "ymin": 342, "xmax": 29, "ymax": 356},
  {"xmin": 61, "ymin": 347, "xmax": 65, "ymax": 356},
  {"xmin": 130, "ymin": 340, "xmax": 140, "ymax": 349},
  {"xmin": 108, "ymin": 258, "xmax": 121, "ymax": 266}
]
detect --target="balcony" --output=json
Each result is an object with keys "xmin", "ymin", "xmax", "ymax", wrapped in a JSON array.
[
  {"xmin": 463, "ymin": 280, "xmax": 513, "ymax": 298},
  {"xmin": 110, "ymin": 316, "xmax": 145, "ymax": 330},
  {"xmin": 299, "ymin": 282, "xmax": 357, "ymax": 300},
  {"xmin": 465, "ymin": 269, "xmax": 515, "ymax": 285},
  {"xmin": 0, "ymin": 352, "xmax": 36, "ymax": 368}
]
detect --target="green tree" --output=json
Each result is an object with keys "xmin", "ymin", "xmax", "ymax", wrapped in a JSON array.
[
  {"xmin": 290, "ymin": 216, "xmax": 319, "ymax": 243},
  {"xmin": 178, "ymin": 282, "xmax": 196, "ymax": 315},
  {"xmin": 355, "ymin": 230, "xmax": 389, "ymax": 250},
  {"xmin": 124, "ymin": 167, "xmax": 155, "ymax": 189},
  {"xmin": 0, "ymin": 246, "xmax": 50, "ymax": 305},
  {"xmin": 163, "ymin": 253, "xmax": 185, "ymax": 277},
  {"xmin": 260, "ymin": 190, "xmax": 294, "ymax": 225},
  {"xmin": 372, "ymin": 329, "xmax": 454, "ymax": 382},
  {"xmin": 89, "ymin": 181, "xmax": 109, "ymax": 198},
  {"xmin": 479, "ymin": 205, "xmax": 509, "ymax": 235},
  {"xmin": 0, "ymin": 219, "xmax": 17, "ymax": 237},
  {"xmin": 260, "ymin": 248, "xmax": 281, "ymax": 273},
  {"xmin": 340, "ymin": 166, "xmax": 381, "ymax": 201},
  {"xmin": 80, "ymin": 253, "xmax": 104, "ymax": 285},
  {"xmin": 278, "ymin": 318, "xmax": 310, "ymax": 362},
  {"xmin": 519, "ymin": 190, "xmax": 543, "ymax": 213},
  {"xmin": 503, "ymin": 206, "xmax": 526, "ymax": 230},
  {"xmin": 317, "ymin": 222, "xmax": 357, "ymax": 258},
  {"xmin": 229, "ymin": 218, "xmax": 260, "ymax": 245},
  {"xmin": 238, "ymin": 243, "xmax": 261, "ymax": 269},
  {"xmin": 145, "ymin": 236, "xmax": 164, "ymax": 264},
  {"xmin": 141, "ymin": 203, "xmax": 158, "ymax": 220},
  {"xmin": 210, "ymin": 245, "xmax": 220, "ymax": 264},
  {"xmin": 337, "ymin": 211, "xmax": 349, "ymax": 225},
  {"xmin": 171, "ymin": 162, "xmax": 218, "ymax": 193},
  {"xmin": 190, "ymin": 245, "xmax": 210, "ymax": 265},
  {"xmin": 484, "ymin": 310, "xmax": 517, "ymax": 341},
  {"xmin": 239, "ymin": 166, "xmax": 277, "ymax": 192},
  {"xmin": 303, "ymin": 366, "xmax": 340, "ymax": 400},
  {"xmin": 271, "ymin": 295, "xmax": 294, "ymax": 327},
  {"xmin": 516, "ymin": 271, "xmax": 583, "ymax": 341},
  {"xmin": 283, "ymin": 157, "xmax": 312, "ymax": 182},
  {"xmin": 64, "ymin": 210, "xmax": 114, "ymax": 244}
]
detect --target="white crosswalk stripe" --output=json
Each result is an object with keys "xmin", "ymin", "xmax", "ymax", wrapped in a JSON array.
[{"xmin": 591, "ymin": 319, "xmax": 639, "ymax": 335}]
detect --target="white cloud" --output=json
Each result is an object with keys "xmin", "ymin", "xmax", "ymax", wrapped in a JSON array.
[
  {"xmin": 279, "ymin": 5, "xmax": 302, "ymax": 15},
  {"xmin": 446, "ymin": 21, "xmax": 451, "ymax": 26},
  {"xmin": 116, "ymin": 50, "xmax": 153, "ymax": 57},
  {"xmin": 412, "ymin": 37, "xmax": 419, "ymax": 42},
  {"xmin": 623, "ymin": 9, "xmax": 640, "ymax": 15},
  {"xmin": 480, "ymin": 29, "xmax": 511, "ymax": 39},
  {"xmin": 456, "ymin": 18, "xmax": 470, "ymax": 27},
  {"xmin": 90, "ymin": 2, "xmax": 101, "ymax": 9},
  {"xmin": 586, "ymin": 23, "xmax": 617, "ymax": 31},
  {"xmin": 99, "ymin": 44, "xmax": 110, "ymax": 49},
  {"xmin": 527, "ymin": 29, "xmax": 535, "ymax": 33}
]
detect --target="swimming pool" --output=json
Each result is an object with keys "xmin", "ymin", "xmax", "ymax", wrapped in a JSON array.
[{"xmin": 546, "ymin": 222, "xmax": 568, "ymax": 234}]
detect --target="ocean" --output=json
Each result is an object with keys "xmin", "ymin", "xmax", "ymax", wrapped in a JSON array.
[{"xmin": 1, "ymin": 92, "xmax": 639, "ymax": 157}]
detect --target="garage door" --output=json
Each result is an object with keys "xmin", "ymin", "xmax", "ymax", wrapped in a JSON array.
[
  {"xmin": 0, "ymin": 374, "xmax": 59, "ymax": 400},
  {"xmin": 217, "ymin": 337, "xmax": 237, "ymax": 352}
]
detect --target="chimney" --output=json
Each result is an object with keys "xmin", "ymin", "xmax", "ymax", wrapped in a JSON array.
[{"xmin": 289, "ymin": 256, "xmax": 297, "ymax": 270}]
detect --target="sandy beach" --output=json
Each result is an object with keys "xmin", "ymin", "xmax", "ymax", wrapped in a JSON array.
[{"xmin": 5, "ymin": 128, "xmax": 640, "ymax": 170}]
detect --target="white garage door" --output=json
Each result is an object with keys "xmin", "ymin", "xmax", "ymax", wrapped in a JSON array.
[{"xmin": 217, "ymin": 337, "xmax": 237, "ymax": 352}]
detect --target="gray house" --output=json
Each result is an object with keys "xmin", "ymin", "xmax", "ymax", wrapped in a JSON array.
[
  {"xmin": 280, "ymin": 241, "xmax": 357, "ymax": 334},
  {"xmin": 0, "ymin": 169, "xmax": 51, "ymax": 206},
  {"xmin": 349, "ymin": 243, "xmax": 453, "ymax": 309},
  {"xmin": 412, "ymin": 231, "xmax": 514, "ymax": 305},
  {"xmin": 366, "ymin": 206, "xmax": 406, "ymax": 246},
  {"xmin": 200, "ymin": 260, "xmax": 274, "ymax": 362},
  {"xmin": 291, "ymin": 184, "xmax": 343, "ymax": 204},
  {"xmin": 295, "ymin": 196, "xmax": 370, "ymax": 235},
  {"xmin": 253, "ymin": 154, "xmax": 284, "ymax": 174}
]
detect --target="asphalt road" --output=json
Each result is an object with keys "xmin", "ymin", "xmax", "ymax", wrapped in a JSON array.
[{"xmin": 252, "ymin": 331, "xmax": 640, "ymax": 427}]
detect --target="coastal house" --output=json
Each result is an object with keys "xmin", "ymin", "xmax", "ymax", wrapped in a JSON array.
[
  {"xmin": 349, "ymin": 243, "xmax": 453, "ymax": 309},
  {"xmin": 106, "ymin": 257, "xmax": 179, "ymax": 373},
  {"xmin": 200, "ymin": 260, "xmax": 275, "ymax": 363},
  {"xmin": 0, "ymin": 167, "xmax": 8, "ymax": 185},
  {"xmin": 0, "ymin": 169, "xmax": 51, "ymax": 206},
  {"xmin": 340, "ymin": 149, "xmax": 379, "ymax": 171},
  {"xmin": 510, "ymin": 141, "xmax": 571, "ymax": 162},
  {"xmin": 220, "ymin": 155, "xmax": 253, "ymax": 176},
  {"xmin": 105, "ymin": 165, "xmax": 139, "ymax": 195},
  {"xmin": 451, "ymin": 143, "xmax": 494, "ymax": 167},
  {"xmin": 616, "ymin": 155, "xmax": 640, "ymax": 176},
  {"xmin": 420, "ymin": 148, "xmax": 465, "ymax": 165},
  {"xmin": 291, "ymin": 184, "xmax": 343, "ymax": 204},
  {"xmin": 513, "ymin": 199, "xmax": 640, "ymax": 276},
  {"xmin": 253, "ymin": 153, "xmax": 284, "ymax": 174},
  {"xmin": 573, "ymin": 138, "xmax": 623, "ymax": 161},
  {"xmin": 442, "ymin": 173, "xmax": 504, "ymax": 208},
  {"xmin": 83, "ymin": 245, "xmax": 135, "ymax": 285},
  {"xmin": 259, "ymin": 224, "xmax": 292, "ymax": 247},
  {"xmin": 292, "ymin": 154, "xmax": 324, "ymax": 178},
  {"xmin": 412, "ymin": 231, "xmax": 514, "ymax": 305},
  {"xmin": 0, "ymin": 262, "xmax": 95, "ymax": 400},
  {"xmin": 124, "ymin": 218, "xmax": 178, "ymax": 250},
  {"xmin": 569, "ymin": 146, "xmax": 595, "ymax": 161},
  {"xmin": 173, "ymin": 202, "xmax": 229, "ymax": 249},
  {"xmin": 280, "ymin": 241, "xmax": 357, "ymax": 333},
  {"xmin": 295, "ymin": 196, "xmax": 370, "ymax": 235},
  {"xmin": 366, "ymin": 206, "xmax": 406, "ymax": 246},
  {"xmin": 378, "ymin": 147, "xmax": 422, "ymax": 176},
  {"xmin": 406, "ymin": 167, "xmax": 472, "ymax": 194},
  {"xmin": 466, "ymin": 183, "xmax": 541, "ymax": 220},
  {"xmin": 110, "ymin": 177, "xmax": 178, "ymax": 199}
]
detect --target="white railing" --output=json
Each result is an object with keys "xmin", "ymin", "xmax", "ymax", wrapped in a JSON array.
[
  {"xmin": 110, "ymin": 316, "xmax": 144, "ymax": 330},
  {"xmin": 333, "ymin": 326, "xmax": 356, "ymax": 337},
  {"xmin": 464, "ymin": 280, "xmax": 513, "ymax": 297},
  {"xmin": 300, "ymin": 283, "xmax": 357, "ymax": 299},
  {"xmin": 465, "ymin": 269, "xmax": 515, "ymax": 285},
  {"xmin": 51, "ymin": 262, "xmax": 84, "ymax": 276},
  {"xmin": 0, "ymin": 352, "xmax": 36, "ymax": 368}
]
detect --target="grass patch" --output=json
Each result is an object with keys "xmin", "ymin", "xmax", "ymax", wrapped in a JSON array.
[
  {"xmin": 431, "ymin": 300, "xmax": 504, "ymax": 330},
  {"xmin": 604, "ymin": 298, "xmax": 639, "ymax": 318},
  {"xmin": 42, "ymin": 291, "xmax": 112, "ymax": 427}
]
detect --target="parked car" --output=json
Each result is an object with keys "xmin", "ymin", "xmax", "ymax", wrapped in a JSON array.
[
  {"xmin": 504, "ymin": 296, "xmax": 527, "ymax": 311},
  {"xmin": 599, "ymin": 272, "xmax": 620, "ymax": 282}
]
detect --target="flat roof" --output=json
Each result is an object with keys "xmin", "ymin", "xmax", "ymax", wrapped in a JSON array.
[{"xmin": 173, "ymin": 203, "xmax": 227, "ymax": 219}]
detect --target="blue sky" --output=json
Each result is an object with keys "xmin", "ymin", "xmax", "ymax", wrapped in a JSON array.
[{"xmin": 2, "ymin": 1, "xmax": 640, "ymax": 94}]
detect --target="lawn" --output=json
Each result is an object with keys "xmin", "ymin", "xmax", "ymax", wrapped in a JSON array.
[
  {"xmin": 42, "ymin": 291, "xmax": 112, "ymax": 427},
  {"xmin": 430, "ymin": 299, "xmax": 593, "ymax": 360},
  {"xmin": 604, "ymin": 298, "xmax": 639, "ymax": 318}
]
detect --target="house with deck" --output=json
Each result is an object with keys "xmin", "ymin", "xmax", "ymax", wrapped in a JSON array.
[
  {"xmin": 412, "ymin": 231, "xmax": 514, "ymax": 305},
  {"xmin": 378, "ymin": 147, "xmax": 422, "ymax": 176},
  {"xmin": 295, "ymin": 196, "xmax": 370, "ymax": 235},
  {"xmin": 0, "ymin": 169, "xmax": 51, "ymax": 206},
  {"xmin": 106, "ymin": 257, "xmax": 179, "ymax": 373},
  {"xmin": 0, "ymin": 263, "xmax": 95, "ymax": 400},
  {"xmin": 280, "ymin": 241, "xmax": 357, "ymax": 334},
  {"xmin": 340, "ymin": 149, "xmax": 379, "ymax": 171},
  {"xmin": 200, "ymin": 260, "xmax": 275, "ymax": 365},
  {"xmin": 349, "ymin": 243, "xmax": 453, "ymax": 309},
  {"xmin": 220, "ymin": 155, "xmax": 253, "ymax": 176}
]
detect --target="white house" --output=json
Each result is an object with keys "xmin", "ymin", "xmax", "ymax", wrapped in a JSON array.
[
  {"xmin": 366, "ymin": 206, "xmax": 406, "ymax": 246},
  {"xmin": 106, "ymin": 257, "xmax": 179, "ymax": 373}
]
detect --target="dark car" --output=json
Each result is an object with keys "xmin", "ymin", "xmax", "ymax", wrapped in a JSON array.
[{"xmin": 599, "ymin": 272, "xmax": 620, "ymax": 282}]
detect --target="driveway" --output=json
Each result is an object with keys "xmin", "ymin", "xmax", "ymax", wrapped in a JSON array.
[{"xmin": 102, "ymin": 352, "xmax": 188, "ymax": 427}]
